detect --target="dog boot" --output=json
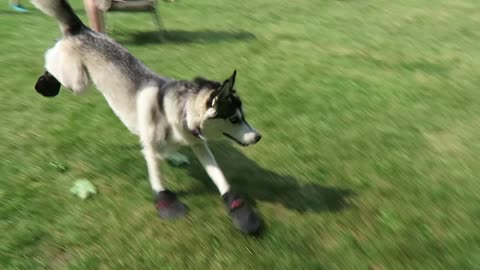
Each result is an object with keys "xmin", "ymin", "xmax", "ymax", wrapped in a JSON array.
[
  {"xmin": 154, "ymin": 190, "xmax": 188, "ymax": 219},
  {"xmin": 35, "ymin": 71, "xmax": 61, "ymax": 97},
  {"xmin": 223, "ymin": 191, "xmax": 262, "ymax": 235}
]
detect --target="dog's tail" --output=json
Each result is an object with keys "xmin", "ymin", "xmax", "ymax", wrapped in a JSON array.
[{"xmin": 31, "ymin": 0, "xmax": 86, "ymax": 35}]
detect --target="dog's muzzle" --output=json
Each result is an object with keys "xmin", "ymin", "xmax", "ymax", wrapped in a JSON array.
[{"xmin": 223, "ymin": 132, "xmax": 262, "ymax": 146}]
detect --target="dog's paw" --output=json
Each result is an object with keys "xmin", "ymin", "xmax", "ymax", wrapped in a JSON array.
[
  {"xmin": 154, "ymin": 190, "xmax": 188, "ymax": 219},
  {"xmin": 35, "ymin": 71, "xmax": 61, "ymax": 97},
  {"xmin": 223, "ymin": 191, "xmax": 262, "ymax": 235}
]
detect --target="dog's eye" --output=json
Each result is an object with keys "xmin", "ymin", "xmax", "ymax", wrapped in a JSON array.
[{"xmin": 229, "ymin": 117, "xmax": 241, "ymax": 124}]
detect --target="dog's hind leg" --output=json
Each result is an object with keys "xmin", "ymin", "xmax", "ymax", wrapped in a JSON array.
[
  {"xmin": 137, "ymin": 86, "xmax": 188, "ymax": 219},
  {"xmin": 191, "ymin": 141, "xmax": 262, "ymax": 234},
  {"xmin": 44, "ymin": 41, "xmax": 90, "ymax": 94}
]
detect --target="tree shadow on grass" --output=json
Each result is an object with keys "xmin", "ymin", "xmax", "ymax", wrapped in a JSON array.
[
  {"xmin": 177, "ymin": 142, "xmax": 355, "ymax": 213},
  {"xmin": 118, "ymin": 29, "xmax": 256, "ymax": 45}
]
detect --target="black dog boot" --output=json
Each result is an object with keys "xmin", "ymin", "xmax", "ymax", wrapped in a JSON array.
[
  {"xmin": 35, "ymin": 71, "xmax": 61, "ymax": 97},
  {"xmin": 223, "ymin": 191, "xmax": 262, "ymax": 235},
  {"xmin": 154, "ymin": 190, "xmax": 188, "ymax": 219}
]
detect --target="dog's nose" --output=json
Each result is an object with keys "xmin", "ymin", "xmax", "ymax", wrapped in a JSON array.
[{"xmin": 254, "ymin": 133, "xmax": 262, "ymax": 143}]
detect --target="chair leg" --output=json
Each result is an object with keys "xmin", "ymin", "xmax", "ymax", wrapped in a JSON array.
[{"xmin": 151, "ymin": 9, "xmax": 165, "ymax": 40}]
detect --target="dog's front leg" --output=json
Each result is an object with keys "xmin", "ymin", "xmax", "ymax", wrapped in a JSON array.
[
  {"xmin": 191, "ymin": 141, "xmax": 230, "ymax": 195},
  {"xmin": 191, "ymin": 141, "xmax": 261, "ymax": 234}
]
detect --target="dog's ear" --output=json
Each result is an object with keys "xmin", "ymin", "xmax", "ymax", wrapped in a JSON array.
[
  {"xmin": 215, "ymin": 70, "xmax": 237, "ymax": 101},
  {"xmin": 207, "ymin": 70, "xmax": 237, "ymax": 110},
  {"xmin": 222, "ymin": 70, "xmax": 237, "ymax": 92}
]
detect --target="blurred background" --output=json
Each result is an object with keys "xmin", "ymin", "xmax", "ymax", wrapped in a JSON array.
[{"xmin": 1, "ymin": 0, "xmax": 479, "ymax": 269}]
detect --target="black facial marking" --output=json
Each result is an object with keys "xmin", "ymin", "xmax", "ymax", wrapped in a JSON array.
[
  {"xmin": 35, "ymin": 71, "xmax": 61, "ymax": 97},
  {"xmin": 214, "ymin": 94, "xmax": 242, "ymax": 119},
  {"xmin": 193, "ymin": 73, "xmax": 242, "ymax": 119}
]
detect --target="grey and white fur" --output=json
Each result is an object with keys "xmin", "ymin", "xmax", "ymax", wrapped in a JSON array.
[{"xmin": 32, "ymin": 0, "xmax": 262, "ymax": 233}]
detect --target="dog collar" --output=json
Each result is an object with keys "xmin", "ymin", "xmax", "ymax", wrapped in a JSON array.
[{"xmin": 191, "ymin": 128, "xmax": 206, "ymax": 140}]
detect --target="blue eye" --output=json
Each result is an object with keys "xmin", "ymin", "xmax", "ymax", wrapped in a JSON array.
[{"xmin": 229, "ymin": 117, "xmax": 241, "ymax": 124}]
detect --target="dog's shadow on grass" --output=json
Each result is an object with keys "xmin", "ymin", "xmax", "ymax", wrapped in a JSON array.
[
  {"xmin": 93, "ymin": 141, "xmax": 353, "ymax": 213},
  {"xmin": 177, "ymin": 142, "xmax": 354, "ymax": 214},
  {"xmin": 118, "ymin": 29, "xmax": 256, "ymax": 45}
]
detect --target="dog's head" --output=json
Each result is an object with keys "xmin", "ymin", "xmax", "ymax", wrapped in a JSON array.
[{"xmin": 194, "ymin": 70, "xmax": 262, "ymax": 146}]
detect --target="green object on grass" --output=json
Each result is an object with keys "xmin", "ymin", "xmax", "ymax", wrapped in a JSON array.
[
  {"xmin": 49, "ymin": 161, "xmax": 69, "ymax": 173},
  {"xmin": 70, "ymin": 179, "xmax": 97, "ymax": 199},
  {"xmin": 166, "ymin": 152, "xmax": 190, "ymax": 167}
]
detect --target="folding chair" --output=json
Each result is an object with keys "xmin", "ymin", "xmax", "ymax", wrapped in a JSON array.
[{"xmin": 101, "ymin": 0, "xmax": 165, "ymax": 36}]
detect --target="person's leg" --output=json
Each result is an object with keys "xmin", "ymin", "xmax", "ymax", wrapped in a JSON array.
[
  {"xmin": 83, "ymin": 0, "xmax": 104, "ymax": 32},
  {"xmin": 10, "ymin": 0, "xmax": 29, "ymax": 13}
]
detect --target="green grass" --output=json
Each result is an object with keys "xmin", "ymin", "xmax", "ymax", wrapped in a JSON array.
[{"xmin": 1, "ymin": 0, "xmax": 480, "ymax": 269}]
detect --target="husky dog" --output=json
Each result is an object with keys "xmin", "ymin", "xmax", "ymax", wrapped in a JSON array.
[{"xmin": 32, "ymin": 0, "xmax": 262, "ymax": 234}]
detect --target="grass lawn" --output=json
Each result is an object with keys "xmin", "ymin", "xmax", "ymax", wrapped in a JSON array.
[{"xmin": 1, "ymin": 0, "xmax": 480, "ymax": 269}]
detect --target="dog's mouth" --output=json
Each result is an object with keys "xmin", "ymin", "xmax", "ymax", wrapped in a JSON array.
[{"xmin": 223, "ymin": 133, "xmax": 248, "ymax": 147}]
